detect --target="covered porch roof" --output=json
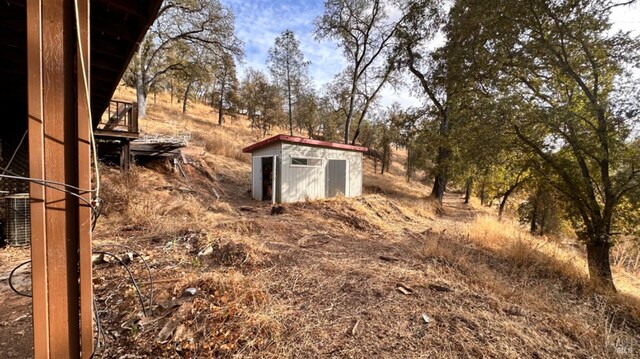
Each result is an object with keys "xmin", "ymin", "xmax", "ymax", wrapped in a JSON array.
[{"xmin": 0, "ymin": 0, "xmax": 163, "ymax": 127}]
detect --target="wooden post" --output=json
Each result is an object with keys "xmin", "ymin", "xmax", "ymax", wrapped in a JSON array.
[
  {"xmin": 76, "ymin": 0, "xmax": 94, "ymax": 356},
  {"xmin": 27, "ymin": 0, "xmax": 92, "ymax": 357},
  {"xmin": 121, "ymin": 140, "xmax": 131, "ymax": 170},
  {"xmin": 27, "ymin": 0, "xmax": 50, "ymax": 356}
]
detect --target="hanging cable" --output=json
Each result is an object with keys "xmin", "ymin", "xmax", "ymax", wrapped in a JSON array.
[
  {"xmin": 0, "ymin": 173, "xmax": 99, "ymax": 218},
  {"xmin": 0, "ymin": 171, "xmax": 95, "ymax": 194},
  {"xmin": 73, "ymin": 0, "xmax": 100, "ymax": 200},
  {"xmin": 0, "ymin": 130, "xmax": 28, "ymax": 182}
]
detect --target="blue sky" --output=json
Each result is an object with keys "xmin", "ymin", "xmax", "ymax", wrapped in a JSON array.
[
  {"xmin": 223, "ymin": 0, "xmax": 640, "ymax": 108},
  {"xmin": 224, "ymin": 0, "xmax": 345, "ymax": 86}
]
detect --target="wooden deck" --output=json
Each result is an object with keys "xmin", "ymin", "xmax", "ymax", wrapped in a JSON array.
[{"xmin": 95, "ymin": 100, "xmax": 139, "ymax": 138}]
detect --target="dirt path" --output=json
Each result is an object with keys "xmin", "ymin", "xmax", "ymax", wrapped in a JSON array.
[{"xmin": 441, "ymin": 191, "xmax": 478, "ymax": 223}]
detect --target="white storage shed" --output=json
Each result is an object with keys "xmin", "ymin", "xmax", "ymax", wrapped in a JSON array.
[{"xmin": 243, "ymin": 135, "xmax": 368, "ymax": 203}]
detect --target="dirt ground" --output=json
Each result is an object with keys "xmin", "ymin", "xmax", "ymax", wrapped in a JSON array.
[{"xmin": 0, "ymin": 247, "xmax": 33, "ymax": 359}]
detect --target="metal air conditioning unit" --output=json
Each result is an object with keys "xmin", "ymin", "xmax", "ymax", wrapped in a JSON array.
[{"xmin": 4, "ymin": 193, "xmax": 30, "ymax": 246}]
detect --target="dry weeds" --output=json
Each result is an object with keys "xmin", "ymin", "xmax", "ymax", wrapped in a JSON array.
[{"xmin": 8, "ymin": 85, "xmax": 639, "ymax": 358}]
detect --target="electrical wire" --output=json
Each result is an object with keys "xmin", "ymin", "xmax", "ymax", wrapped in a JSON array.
[
  {"xmin": 7, "ymin": 251, "xmax": 151, "ymax": 357},
  {"xmin": 0, "ymin": 173, "xmax": 99, "ymax": 219},
  {"xmin": 0, "ymin": 130, "xmax": 28, "ymax": 181},
  {"xmin": 8, "ymin": 260, "xmax": 32, "ymax": 297},
  {"xmin": 95, "ymin": 243, "xmax": 153, "ymax": 314},
  {"xmin": 91, "ymin": 296, "xmax": 104, "ymax": 358},
  {"xmin": 0, "ymin": 168, "xmax": 96, "ymax": 193},
  {"xmin": 73, "ymin": 0, "xmax": 100, "ymax": 200},
  {"xmin": 92, "ymin": 251, "xmax": 148, "ymax": 317}
]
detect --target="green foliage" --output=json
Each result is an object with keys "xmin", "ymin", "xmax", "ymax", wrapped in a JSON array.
[
  {"xmin": 239, "ymin": 68, "xmax": 286, "ymax": 136},
  {"xmin": 268, "ymin": 30, "xmax": 311, "ymax": 135},
  {"xmin": 128, "ymin": 0, "xmax": 243, "ymax": 117},
  {"xmin": 518, "ymin": 182, "xmax": 569, "ymax": 237},
  {"xmin": 444, "ymin": 0, "xmax": 640, "ymax": 286}
]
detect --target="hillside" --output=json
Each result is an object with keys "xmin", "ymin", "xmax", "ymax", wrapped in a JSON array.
[{"xmin": 2, "ymin": 87, "xmax": 640, "ymax": 358}]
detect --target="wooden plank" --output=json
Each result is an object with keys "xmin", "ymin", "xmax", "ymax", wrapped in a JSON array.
[
  {"xmin": 76, "ymin": 0, "xmax": 94, "ymax": 356},
  {"xmin": 27, "ymin": 0, "xmax": 50, "ymax": 357},
  {"xmin": 94, "ymin": 128, "xmax": 140, "ymax": 139},
  {"xmin": 41, "ymin": 0, "xmax": 80, "ymax": 356}
]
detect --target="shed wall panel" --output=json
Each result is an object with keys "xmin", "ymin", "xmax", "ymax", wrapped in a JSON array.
[
  {"xmin": 251, "ymin": 157, "xmax": 260, "ymax": 200},
  {"xmin": 279, "ymin": 144, "xmax": 363, "ymax": 203}
]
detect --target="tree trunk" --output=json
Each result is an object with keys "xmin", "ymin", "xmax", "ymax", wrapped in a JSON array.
[
  {"xmin": 430, "ymin": 146, "xmax": 449, "ymax": 203},
  {"xmin": 287, "ymin": 82, "xmax": 293, "ymax": 136},
  {"xmin": 480, "ymin": 180, "xmax": 486, "ymax": 206},
  {"xmin": 498, "ymin": 195, "xmax": 508, "ymax": 218},
  {"xmin": 586, "ymin": 241, "xmax": 616, "ymax": 291},
  {"xmin": 431, "ymin": 174, "xmax": 446, "ymax": 202},
  {"xmin": 136, "ymin": 78, "xmax": 147, "ymax": 119},
  {"xmin": 381, "ymin": 146, "xmax": 389, "ymax": 175},
  {"xmin": 498, "ymin": 183, "xmax": 520, "ymax": 218},
  {"xmin": 530, "ymin": 189, "xmax": 540, "ymax": 234},
  {"xmin": 406, "ymin": 145, "xmax": 413, "ymax": 182},
  {"xmin": 464, "ymin": 178, "xmax": 472, "ymax": 204},
  {"xmin": 182, "ymin": 81, "xmax": 193, "ymax": 114},
  {"xmin": 538, "ymin": 212, "xmax": 546, "ymax": 236},
  {"xmin": 344, "ymin": 71, "xmax": 359, "ymax": 144},
  {"xmin": 530, "ymin": 205, "xmax": 538, "ymax": 234},
  {"xmin": 135, "ymin": 64, "xmax": 147, "ymax": 119},
  {"xmin": 218, "ymin": 77, "xmax": 226, "ymax": 126}
]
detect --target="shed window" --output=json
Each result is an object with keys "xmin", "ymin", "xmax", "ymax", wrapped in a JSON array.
[{"xmin": 291, "ymin": 157, "xmax": 321, "ymax": 167}]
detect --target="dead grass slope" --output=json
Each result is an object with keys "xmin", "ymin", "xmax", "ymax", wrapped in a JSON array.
[{"xmin": 90, "ymin": 87, "xmax": 640, "ymax": 358}]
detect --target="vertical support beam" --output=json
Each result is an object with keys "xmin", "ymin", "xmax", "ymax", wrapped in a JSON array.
[
  {"xmin": 120, "ymin": 140, "xmax": 131, "ymax": 171},
  {"xmin": 28, "ymin": 0, "xmax": 91, "ymax": 357},
  {"xmin": 27, "ymin": 0, "xmax": 50, "ymax": 357},
  {"xmin": 76, "ymin": 0, "xmax": 94, "ymax": 357},
  {"xmin": 131, "ymin": 102, "xmax": 139, "ymax": 133},
  {"xmin": 42, "ymin": 0, "xmax": 80, "ymax": 356}
]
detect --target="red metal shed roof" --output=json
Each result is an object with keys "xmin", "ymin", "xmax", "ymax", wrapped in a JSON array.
[{"xmin": 242, "ymin": 134, "xmax": 368, "ymax": 153}]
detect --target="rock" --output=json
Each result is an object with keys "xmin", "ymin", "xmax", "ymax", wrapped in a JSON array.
[
  {"xmin": 91, "ymin": 253, "xmax": 105, "ymax": 265},
  {"xmin": 396, "ymin": 283, "xmax": 414, "ymax": 295},
  {"xmin": 197, "ymin": 245, "xmax": 214, "ymax": 258},
  {"xmin": 183, "ymin": 287, "xmax": 197, "ymax": 297},
  {"xmin": 422, "ymin": 313, "xmax": 431, "ymax": 324}
]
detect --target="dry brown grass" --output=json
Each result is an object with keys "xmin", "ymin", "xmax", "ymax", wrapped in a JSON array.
[{"xmin": 84, "ymin": 86, "xmax": 640, "ymax": 358}]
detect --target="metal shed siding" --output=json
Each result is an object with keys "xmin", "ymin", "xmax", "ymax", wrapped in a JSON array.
[
  {"xmin": 250, "ymin": 143, "xmax": 282, "ymax": 201},
  {"xmin": 279, "ymin": 143, "xmax": 363, "ymax": 203},
  {"xmin": 348, "ymin": 152, "xmax": 363, "ymax": 197}
]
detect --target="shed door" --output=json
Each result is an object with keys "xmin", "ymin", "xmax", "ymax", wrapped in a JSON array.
[
  {"xmin": 252, "ymin": 157, "xmax": 261, "ymax": 200},
  {"xmin": 326, "ymin": 159, "xmax": 347, "ymax": 198}
]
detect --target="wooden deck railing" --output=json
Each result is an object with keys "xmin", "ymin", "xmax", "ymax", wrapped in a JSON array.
[{"xmin": 97, "ymin": 100, "xmax": 138, "ymax": 135}]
